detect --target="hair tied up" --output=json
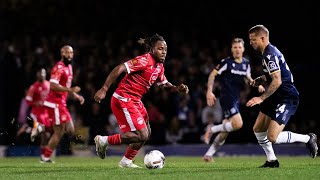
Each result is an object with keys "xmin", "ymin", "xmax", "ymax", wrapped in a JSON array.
[{"xmin": 137, "ymin": 38, "xmax": 146, "ymax": 45}]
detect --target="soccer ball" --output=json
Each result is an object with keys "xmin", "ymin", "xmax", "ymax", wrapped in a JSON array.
[{"xmin": 144, "ymin": 150, "xmax": 165, "ymax": 169}]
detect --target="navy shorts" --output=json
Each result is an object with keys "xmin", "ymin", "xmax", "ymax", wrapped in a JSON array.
[
  {"xmin": 220, "ymin": 99, "xmax": 240, "ymax": 119},
  {"xmin": 259, "ymin": 97, "xmax": 299, "ymax": 125}
]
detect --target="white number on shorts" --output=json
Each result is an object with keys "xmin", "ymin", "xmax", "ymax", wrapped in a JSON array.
[{"xmin": 276, "ymin": 104, "xmax": 286, "ymax": 113}]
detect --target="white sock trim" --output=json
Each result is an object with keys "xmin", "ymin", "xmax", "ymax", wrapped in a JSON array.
[{"xmin": 255, "ymin": 132, "xmax": 277, "ymax": 161}]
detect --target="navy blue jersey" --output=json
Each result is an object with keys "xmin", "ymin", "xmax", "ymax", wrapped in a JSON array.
[
  {"xmin": 215, "ymin": 56, "xmax": 251, "ymax": 102},
  {"xmin": 214, "ymin": 57, "xmax": 250, "ymax": 118},
  {"xmin": 262, "ymin": 44, "xmax": 299, "ymax": 100}
]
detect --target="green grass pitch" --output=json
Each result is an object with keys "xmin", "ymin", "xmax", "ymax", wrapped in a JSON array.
[{"xmin": 0, "ymin": 156, "xmax": 319, "ymax": 180}]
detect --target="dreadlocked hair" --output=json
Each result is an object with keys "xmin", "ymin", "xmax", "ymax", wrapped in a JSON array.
[{"xmin": 137, "ymin": 34, "xmax": 165, "ymax": 52}]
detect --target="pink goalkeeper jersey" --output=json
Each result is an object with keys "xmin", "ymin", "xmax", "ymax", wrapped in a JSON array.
[
  {"xmin": 46, "ymin": 61, "xmax": 73, "ymax": 106},
  {"xmin": 115, "ymin": 53, "xmax": 167, "ymax": 101}
]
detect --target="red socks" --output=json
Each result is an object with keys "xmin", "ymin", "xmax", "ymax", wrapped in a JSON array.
[
  {"xmin": 43, "ymin": 146, "xmax": 53, "ymax": 158},
  {"xmin": 107, "ymin": 134, "xmax": 121, "ymax": 145},
  {"xmin": 124, "ymin": 146, "xmax": 139, "ymax": 160}
]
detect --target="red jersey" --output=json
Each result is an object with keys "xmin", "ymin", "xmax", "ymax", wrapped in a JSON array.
[
  {"xmin": 46, "ymin": 61, "xmax": 73, "ymax": 106},
  {"xmin": 115, "ymin": 53, "xmax": 167, "ymax": 101},
  {"xmin": 25, "ymin": 80, "xmax": 50, "ymax": 114}
]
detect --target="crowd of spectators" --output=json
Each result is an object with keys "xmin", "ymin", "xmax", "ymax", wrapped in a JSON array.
[{"xmin": 0, "ymin": 0, "xmax": 317, "ymax": 147}]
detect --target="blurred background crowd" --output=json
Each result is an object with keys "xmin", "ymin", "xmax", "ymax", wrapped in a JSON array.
[{"xmin": 0, "ymin": 0, "xmax": 318, "ymax": 149}]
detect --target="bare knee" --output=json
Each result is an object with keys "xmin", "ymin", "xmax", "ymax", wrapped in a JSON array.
[
  {"xmin": 139, "ymin": 130, "xmax": 149, "ymax": 141},
  {"xmin": 267, "ymin": 134, "xmax": 278, "ymax": 143},
  {"xmin": 232, "ymin": 120, "xmax": 243, "ymax": 130},
  {"xmin": 228, "ymin": 117, "xmax": 243, "ymax": 131},
  {"xmin": 66, "ymin": 121, "xmax": 75, "ymax": 134},
  {"xmin": 53, "ymin": 126, "xmax": 65, "ymax": 137},
  {"xmin": 253, "ymin": 113, "xmax": 270, "ymax": 133},
  {"xmin": 253, "ymin": 124, "xmax": 268, "ymax": 133}
]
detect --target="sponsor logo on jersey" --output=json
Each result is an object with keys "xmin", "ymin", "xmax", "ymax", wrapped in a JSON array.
[
  {"xmin": 231, "ymin": 69, "xmax": 247, "ymax": 75},
  {"xmin": 137, "ymin": 117, "xmax": 144, "ymax": 125},
  {"xmin": 268, "ymin": 61, "xmax": 278, "ymax": 71}
]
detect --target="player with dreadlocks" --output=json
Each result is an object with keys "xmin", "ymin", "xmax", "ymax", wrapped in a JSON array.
[{"xmin": 94, "ymin": 34, "xmax": 189, "ymax": 168}]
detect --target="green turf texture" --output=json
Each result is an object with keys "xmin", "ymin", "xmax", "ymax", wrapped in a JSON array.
[{"xmin": 0, "ymin": 156, "xmax": 319, "ymax": 180}]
